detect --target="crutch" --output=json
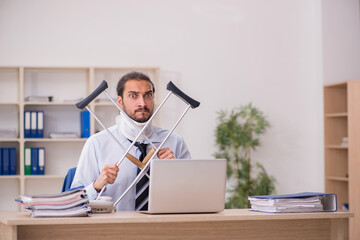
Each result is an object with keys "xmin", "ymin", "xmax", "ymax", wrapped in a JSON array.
[
  {"xmin": 76, "ymin": 81, "xmax": 151, "ymax": 172},
  {"xmin": 113, "ymin": 81, "xmax": 200, "ymax": 206},
  {"xmin": 75, "ymin": 80, "xmax": 182, "ymax": 198},
  {"xmin": 76, "ymin": 80, "xmax": 165, "ymax": 181}
]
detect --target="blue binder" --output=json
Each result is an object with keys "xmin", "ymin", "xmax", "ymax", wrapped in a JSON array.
[
  {"xmin": 37, "ymin": 111, "xmax": 44, "ymax": 138},
  {"xmin": 24, "ymin": 111, "xmax": 31, "ymax": 138},
  {"xmin": 2, "ymin": 148, "xmax": 10, "ymax": 175},
  {"xmin": 30, "ymin": 111, "xmax": 37, "ymax": 138},
  {"xmin": 0, "ymin": 148, "xmax": 2, "ymax": 175},
  {"xmin": 31, "ymin": 148, "xmax": 39, "ymax": 175},
  {"xmin": 38, "ymin": 147, "xmax": 45, "ymax": 175},
  {"xmin": 9, "ymin": 148, "xmax": 17, "ymax": 175},
  {"xmin": 81, "ymin": 110, "xmax": 90, "ymax": 138}
]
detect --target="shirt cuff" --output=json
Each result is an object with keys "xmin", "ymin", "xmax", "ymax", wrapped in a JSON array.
[{"xmin": 85, "ymin": 182, "xmax": 99, "ymax": 200}]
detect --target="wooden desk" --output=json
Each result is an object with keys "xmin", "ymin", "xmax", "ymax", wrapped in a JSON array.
[{"xmin": 0, "ymin": 209, "xmax": 353, "ymax": 240}]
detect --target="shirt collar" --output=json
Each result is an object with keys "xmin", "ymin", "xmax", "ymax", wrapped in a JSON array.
[{"xmin": 116, "ymin": 125, "xmax": 162, "ymax": 145}]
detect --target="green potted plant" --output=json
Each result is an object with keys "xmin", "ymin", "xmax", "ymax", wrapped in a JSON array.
[{"xmin": 214, "ymin": 103, "xmax": 276, "ymax": 208}]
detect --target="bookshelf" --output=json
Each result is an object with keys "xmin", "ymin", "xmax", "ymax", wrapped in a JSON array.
[
  {"xmin": 324, "ymin": 80, "xmax": 360, "ymax": 240},
  {"xmin": 0, "ymin": 66, "xmax": 160, "ymax": 211}
]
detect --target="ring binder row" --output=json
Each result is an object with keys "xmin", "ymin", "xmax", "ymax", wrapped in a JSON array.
[
  {"xmin": 0, "ymin": 148, "xmax": 17, "ymax": 175},
  {"xmin": 24, "ymin": 110, "xmax": 90, "ymax": 139},
  {"xmin": 24, "ymin": 111, "xmax": 44, "ymax": 138},
  {"xmin": 24, "ymin": 147, "xmax": 45, "ymax": 175}
]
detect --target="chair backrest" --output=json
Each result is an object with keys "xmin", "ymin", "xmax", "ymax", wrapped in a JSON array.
[{"xmin": 61, "ymin": 167, "xmax": 77, "ymax": 192}]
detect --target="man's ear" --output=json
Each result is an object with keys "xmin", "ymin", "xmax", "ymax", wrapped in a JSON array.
[{"xmin": 117, "ymin": 96, "xmax": 124, "ymax": 110}]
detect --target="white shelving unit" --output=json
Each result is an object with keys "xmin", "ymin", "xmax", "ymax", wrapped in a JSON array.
[{"xmin": 0, "ymin": 66, "xmax": 160, "ymax": 211}]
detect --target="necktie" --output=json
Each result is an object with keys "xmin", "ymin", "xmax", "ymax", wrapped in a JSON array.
[{"xmin": 134, "ymin": 142, "xmax": 149, "ymax": 211}]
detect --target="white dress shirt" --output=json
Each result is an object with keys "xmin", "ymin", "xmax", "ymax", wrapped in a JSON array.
[{"xmin": 70, "ymin": 124, "xmax": 191, "ymax": 211}]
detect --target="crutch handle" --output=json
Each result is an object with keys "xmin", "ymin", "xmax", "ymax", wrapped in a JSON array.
[
  {"xmin": 76, "ymin": 80, "xmax": 108, "ymax": 109},
  {"xmin": 125, "ymin": 153, "xmax": 145, "ymax": 169},
  {"xmin": 167, "ymin": 81, "xmax": 200, "ymax": 109},
  {"xmin": 142, "ymin": 148, "xmax": 156, "ymax": 165}
]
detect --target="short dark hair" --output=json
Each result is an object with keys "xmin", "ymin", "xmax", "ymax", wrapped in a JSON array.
[{"xmin": 116, "ymin": 71, "xmax": 155, "ymax": 97}]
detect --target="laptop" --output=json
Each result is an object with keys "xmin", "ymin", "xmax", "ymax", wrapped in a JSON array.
[{"xmin": 145, "ymin": 159, "xmax": 227, "ymax": 214}]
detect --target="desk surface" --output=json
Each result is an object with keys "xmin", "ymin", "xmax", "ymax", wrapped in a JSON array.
[{"xmin": 0, "ymin": 209, "xmax": 353, "ymax": 226}]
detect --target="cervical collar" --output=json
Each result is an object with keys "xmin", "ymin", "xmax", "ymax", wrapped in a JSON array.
[{"xmin": 116, "ymin": 113, "xmax": 153, "ymax": 142}]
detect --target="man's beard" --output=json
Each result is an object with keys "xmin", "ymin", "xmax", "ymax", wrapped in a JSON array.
[{"xmin": 123, "ymin": 105, "xmax": 153, "ymax": 123}]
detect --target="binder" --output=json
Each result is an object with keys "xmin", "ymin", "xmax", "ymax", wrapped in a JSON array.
[
  {"xmin": 80, "ymin": 110, "xmax": 90, "ymax": 138},
  {"xmin": 24, "ymin": 147, "xmax": 32, "ymax": 175},
  {"xmin": 24, "ymin": 111, "xmax": 31, "ymax": 138},
  {"xmin": 31, "ymin": 148, "xmax": 39, "ymax": 175},
  {"xmin": 248, "ymin": 192, "xmax": 337, "ymax": 213},
  {"xmin": 9, "ymin": 148, "xmax": 16, "ymax": 175},
  {"xmin": 2, "ymin": 148, "xmax": 10, "ymax": 175},
  {"xmin": 30, "ymin": 111, "xmax": 37, "ymax": 138},
  {"xmin": 38, "ymin": 147, "xmax": 45, "ymax": 175},
  {"xmin": 0, "ymin": 148, "xmax": 2, "ymax": 175},
  {"xmin": 37, "ymin": 111, "xmax": 44, "ymax": 138}
]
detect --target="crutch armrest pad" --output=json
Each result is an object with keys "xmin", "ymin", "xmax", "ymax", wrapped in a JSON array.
[
  {"xmin": 76, "ymin": 80, "xmax": 108, "ymax": 109},
  {"xmin": 166, "ymin": 81, "xmax": 200, "ymax": 109}
]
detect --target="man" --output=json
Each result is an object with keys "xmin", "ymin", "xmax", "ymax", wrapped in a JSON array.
[{"xmin": 71, "ymin": 71, "xmax": 191, "ymax": 211}]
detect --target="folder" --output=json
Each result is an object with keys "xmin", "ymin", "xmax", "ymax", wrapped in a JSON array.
[
  {"xmin": 24, "ymin": 111, "xmax": 31, "ymax": 138},
  {"xmin": 30, "ymin": 111, "xmax": 37, "ymax": 138},
  {"xmin": 38, "ymin": 147, "xmax": 45, "ymax": 175},
  {"xmin": 24, "ymin": 147, "xmax": 32, "ymax": 175},
  {"xmin": 248, "ymin": 192, "xmax": 337, "ymax": 213},
  {"xmin": 0, "ymin": 148, "xmax": 2, "ymax": 175},
  {"xmin": 80, "ymin": 110, "xmax": 90, "ymax": 138},
  {"xmin": 2, "ymin": 148, "xmax": 10, "ymax": 175},
  {"xmin": 31, "ymin": 148, "xmax": 39, "ymax": 175},
  {"xmin": 37, "ymin": 111, "xmax": 44, "ymax": 138},
  {"xmin": 9, "ymin": 148, "xmax": 16, "ymax": 175}
]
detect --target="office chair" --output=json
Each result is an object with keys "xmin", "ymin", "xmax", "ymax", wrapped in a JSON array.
[{"xmin": 61, "ymin": 167, "xmax": 77, "ymax": 192}]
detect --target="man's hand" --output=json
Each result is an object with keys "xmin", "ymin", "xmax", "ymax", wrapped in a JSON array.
[
  {"xmin": 157, "ymin": 148, "xmax": 175, "ymax": 159},
  {"xmin": 93, "ymin": 163, "xmax": 119, "ymax": 192}
]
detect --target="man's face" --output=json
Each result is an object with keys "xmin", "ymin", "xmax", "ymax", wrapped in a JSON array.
[{"xmin": 117, "ymin": 79, "xmax": 155, "ymax": 123}]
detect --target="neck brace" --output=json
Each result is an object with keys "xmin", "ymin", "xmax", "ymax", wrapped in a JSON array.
[{"xmin": 116, "ymin": 113, "xmax": 153, "ymax": 142}]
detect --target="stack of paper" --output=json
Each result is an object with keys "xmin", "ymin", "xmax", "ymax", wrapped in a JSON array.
[
  {"xmin": 49, "ymin": 132, "xmax": 79, "ymax": 138},
  {"xmin": 248, "ymin": 192, "xmax": 337, "ymax": 213},
  {"xmin": 25, "ymin": 96, "xmax": 53, "ymax": 102},
  {"xmin": 15, "ymin": 188, "xmax": 91, "ymax": 217}
]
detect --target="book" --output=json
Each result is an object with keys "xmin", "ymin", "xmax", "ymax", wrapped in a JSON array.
[
  {"xmin": 80, "ymin": 110, "xmax": 90, "ymax": 138},
  {"xmin": 30, "ymin": 111, "xmax": 37, "ymax": 138},
  {"xmin": 37, "ymin": 111, "xmax": 44, "ymax": 138},
  {"xmin": 31, "ymin": 148, "xmax": 38, "ymax": 175},
  {"xmin": 2, "ymin": 148, "xmax": 10, "ymax": 175},
  {"xmin": 24, "ymin": 111, "xmax": 31, "ymax": 138},
  {"xmin": 38, "ymin": 147, "xmax": 45, "ymax": 175},
  {"xmin": 9, "ymin": 148, "xmax": 16, "ymax": 175},
  {"xmin": 248, "ymin": 192, "xmax": 337, "ymax": 213},
  {"xmin": 0, "ymin": 148, "xmax": 2, "ymax": 175},
  {"xmin": 24, "ymin": 147, "xmax": 31, "ymax": 175}
]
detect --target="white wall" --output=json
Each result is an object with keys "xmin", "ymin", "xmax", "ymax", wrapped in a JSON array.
[
  {"xmin": 0, "ymin": 0, "xmax": 327, "ymax": 194},
  {"xmin": 322, "ymin": 0, "xmax": 360, "ymax": 84}
]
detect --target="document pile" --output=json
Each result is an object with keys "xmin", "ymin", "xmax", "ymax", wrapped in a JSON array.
[
  {"xmin": 248, "ymin": 192, "xmax": 337, "ymax": 213},
  {"xmin": 15, "ymin": 188, "xmax": 91, "ymax": 218}
]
